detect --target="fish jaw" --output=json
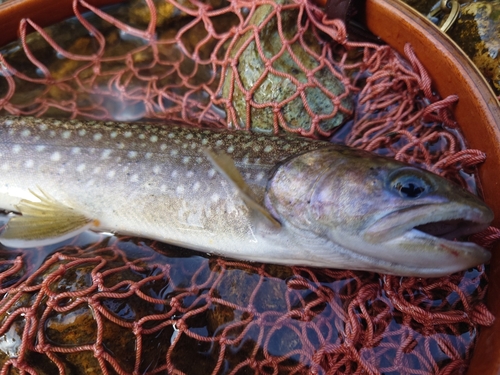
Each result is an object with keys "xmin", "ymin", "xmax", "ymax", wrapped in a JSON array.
[
  {"xmin": 362, "ymin": 200, "xmax": 493, "ymax": 244},
  {"xmin": 308, "ymin": 228, "xmax": 491, "ymax": 277},
  {"xmin": 266, "ymin": 147, "xmax": 494, "ymax": 276},
  {"xmin": 379, "ymin": 229, "xmax": 491, "ymax": 276}
]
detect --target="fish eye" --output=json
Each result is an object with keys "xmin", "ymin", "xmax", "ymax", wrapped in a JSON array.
[{"xmin": 388, "ymin": 168, "xmax": 433, "ymax": 199}]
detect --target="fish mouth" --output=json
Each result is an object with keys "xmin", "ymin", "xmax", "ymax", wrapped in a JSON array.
[
  {"xmin": 414, "ymin": 218, "xmax": 489, "ymax": 240},
  {"xmin": 364, "ymin": 202, "xmax": 494, "ymax": 244},
  {"xmin": 355, "ymin": 202, "xmax": 494, "ymax": 276}
]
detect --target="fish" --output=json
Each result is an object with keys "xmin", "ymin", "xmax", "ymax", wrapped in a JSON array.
[{"xmin": 0, "ymin": 116, "xmax": 493, "ymax": 277}]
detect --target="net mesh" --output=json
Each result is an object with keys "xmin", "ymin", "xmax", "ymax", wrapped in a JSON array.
[
  {"xmin": 0, "ymin": 233, "xmax": 494, "ymax": 375},
  {"xmin": 0, "ymin": 0, "xmax": 498, "ymax": 374}
]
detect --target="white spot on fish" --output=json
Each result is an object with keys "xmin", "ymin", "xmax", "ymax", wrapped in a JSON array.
[
  {"xmin": 36, "ymin": 145, "xmax": 46, "ymax": 152},
  {"xmin": 208, "ymin": 169, "xmax": 216, "ymax": 178},
  {"xmin": 92, "ymin": 167, "xmax": 101, "ymax": 174},
  {"xmin": 76, "ymin": 164, "xmax": 86, "ymax": 173},
  {"xmin": 4, "ymin": 120, "xmax": 13, "ymax": 126},
  {"xmin": 216, "ymin": 140, "xmax": 223, "ymax": 146},
  {"xmin": 160, "ymin": 144, "xmax": 167, "ymax": 151},
  {"xmin": 130, "ymin": 174, "xmax": 139, "ymax": 182},
  {"xmin": 283, "ymin": 144, "xmax": 291, "ymax": 151},
  {"xmin": 255, "ymin": 172, "xmax": 265, "ymax": 181},
  {"xmin": 176, "ymin": 185, "xmax": 185, "ymax": 194},
  {"xmin": 93, "ymin": 133, "xmax": 103, "ymax": 141},
  {"xmin": 49, "ymin": 131, "xmax": 56, "ymax": 137},
  {"xmin": 127, "ymin": 151, "xmax": 138, "ymax": 159},
  {"xmin": 192, "ymin": 181, "xmax": 201, "ymax": 192},
  {"xmin": 227, "ymin": 145, "xmax": 234, "ymax": 153},
  {"xmin": 150, "ymin": 135, "xmax": 158, "ymax": 143},
  {"xmin": 21, "ymin": 129, "xmax": 31, "ymax": 137},
  {"xmin": 160, "ymin": 184, "xmax": 167, "ymax": 193},
  {"xmin": 139, "ymin": 134, "xmax": 145, "ymax": 140},
  {"xmin": 182, "ymin": 157, "xmax": 191, "ymax": 164},
  {"xmin": 186, "ymin": 133, "xmax": 193, "ymax": 140},
  {"xmin": 196, "ymin": 157, "xmax": 203, "ymax": 164},
  {"xmin": 39, "ymin": 124, "xmax": 48, "ymax": 131},
  {"xmin": 24, "ymin": 159, "xmax": 34, "ymax": 168},
  {"xmin": 153, "ymin": 165, "xmax": 162, "ymax": 175},
  {"xmin": 211, "ymin": 193, "xmax": 220, "ymax": 202},
  {"xmin": 170, "ymin": 170, "xmax": 178, "ymax": 178},
  {"xmin": 0, "ymin": 163, "xmax": 9, "ymax": 171},
  {"xmin": 107, "ymin": 170, "xmax": 116, "ymax": 179},
  {"xmin": 264, "ymin": 145, "xmax": 273, "ymax": 153},
  {"xmin": 186, "ymin": 171, "xmax": 194, "ymax": 178},
  {"xmin": 62, "ymin": 130, "xmax": 71, "ymax": 139},
  {"xmin": 71, "ymin": 147, "xmax": 81, "ymax": 155},
  {"xmin": 201, "ymin": 138, "xmax": 208, "ymax": 145},
  {"xmin": 12, "ymin": 145, "xmax": 22, "ymax": 154},
  {"xmin": 110, "ymin": 131, "xmax": 118, "ymax": 138},
  {"xmin": 117, "ymin": 142, "xmax": 125, "ymax": 149},
  {"xmin": 145, "ymin": 152, "xmax": 153, "ymax": 159},
  {"xmin": 78, "ymin": 129, "xmax": 86, "ymax": 136},
  {"xmin": 101, "ymin": 149, "xmax": 112, "ymax": 159},
  {"xmin": 168, "ymin": 133, "xmax": 175, "ymax": 139},
  {"xmin": 50, "ymin": 152, "xmax": 61, "ymax": 161},
  {"xmin": 170, "ymin": 149, "xmax": 178, "ymax": 156},
  {"xmin": 124, "ymin": 131, "xmax": 132, "ymax": 138}
]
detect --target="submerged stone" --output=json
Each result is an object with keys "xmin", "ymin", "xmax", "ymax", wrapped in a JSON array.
[{"xmin": 222, "ymin": 1, "xmax": 354, "ymax": 134}]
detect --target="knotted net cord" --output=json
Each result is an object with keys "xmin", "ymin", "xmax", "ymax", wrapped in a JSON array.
[
  {"xmin": 0, "ymin": 0, "xmax": 498, "ymax": 373},
  {"xmin": 0, "ymin": 234, "xmax": 493, "ymax": 375}
]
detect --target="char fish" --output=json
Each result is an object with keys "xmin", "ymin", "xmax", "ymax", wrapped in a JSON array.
[{"xmin": 0, "ymin": 116, "xmax": 493, "ymax": 276}]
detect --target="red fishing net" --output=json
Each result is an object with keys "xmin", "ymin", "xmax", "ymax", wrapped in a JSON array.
[
  {"xmin": 0, "ymin": 0, "xmax": 498, "ymax": 374},
  {"xmin": 0, "ymin": 232, "xmax": 494, "ymax": 375}
]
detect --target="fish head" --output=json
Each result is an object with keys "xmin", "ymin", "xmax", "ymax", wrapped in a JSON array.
[{"xmin": 265, "ymin": 146, "xmax": 493, "ymax": 276}]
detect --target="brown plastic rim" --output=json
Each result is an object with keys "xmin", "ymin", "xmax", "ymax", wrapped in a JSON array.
[
  {"xmin": 0, "ymin": 0, "xmax": 123, "ymax": 46},
  {"xmin": 1, "ymin": 0, "xmax": 500, "ymax": 373}
]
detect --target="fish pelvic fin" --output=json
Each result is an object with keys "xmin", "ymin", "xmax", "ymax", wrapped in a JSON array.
[
  {"xmin": 0, "ymin": 187, "xmax": 98, "ymax": 248},
  {"xmin": 203, "ymin": 148, "xmax": 281, "ymax": 230}
]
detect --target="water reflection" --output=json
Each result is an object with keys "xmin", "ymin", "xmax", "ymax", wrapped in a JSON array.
[{"xmin": 0, "ymin": 229, "xmax": 488, "ymax": 374}]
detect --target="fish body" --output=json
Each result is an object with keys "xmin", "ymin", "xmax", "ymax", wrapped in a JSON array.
[{"xmin": 0, "ymin": 116, "xmax": 493, "ymax": 276}]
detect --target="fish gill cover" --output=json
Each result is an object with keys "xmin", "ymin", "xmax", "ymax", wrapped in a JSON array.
[{"xmin": 0, "ymin": 0, "xmax": 498, "ymax": 373}]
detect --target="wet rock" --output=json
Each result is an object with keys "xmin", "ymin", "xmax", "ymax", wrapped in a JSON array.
[
  {"xmin": 446, "ymin": 1, "xmax": 500, "ymax": 96},
  {"xmin": 222, "ymin": 0, "xmax": 353, "ymax": 134}
]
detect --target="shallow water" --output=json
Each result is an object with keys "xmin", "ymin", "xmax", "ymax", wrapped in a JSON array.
[
  {"xmin": 0, "ymin": 0, "xmax": 493, "ymax": 373},
  {"xmin": 0, "ymin": 226, "xmax": 489, "ymax": 374}
]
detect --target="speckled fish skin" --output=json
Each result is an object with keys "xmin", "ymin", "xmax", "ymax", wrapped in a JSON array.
[{"xmin": 0, "ymin": 116, "xmax": 493, "ymax": 277}]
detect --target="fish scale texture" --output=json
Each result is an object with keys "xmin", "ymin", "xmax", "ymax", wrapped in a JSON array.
[{"xmin": 0, "ymin": 0, "xmax": 498, "ymax": 373}]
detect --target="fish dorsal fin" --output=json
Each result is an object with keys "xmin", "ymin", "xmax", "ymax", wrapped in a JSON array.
[
  {"xmin": 0, "ymin": 188, "xmax": 98, "ymax": 248},
  {"xmin": 203, "ymin": 148, "xmax": 281, "ymax": 229}
]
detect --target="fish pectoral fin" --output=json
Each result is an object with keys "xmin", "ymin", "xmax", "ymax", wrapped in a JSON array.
[
  {"xmin": 0, "ymin": 188, "xmax": 98, "ymax": 248},
  {"xmin": 203, "ymin": 148, "xmax": 281, "ymax": 229}
]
